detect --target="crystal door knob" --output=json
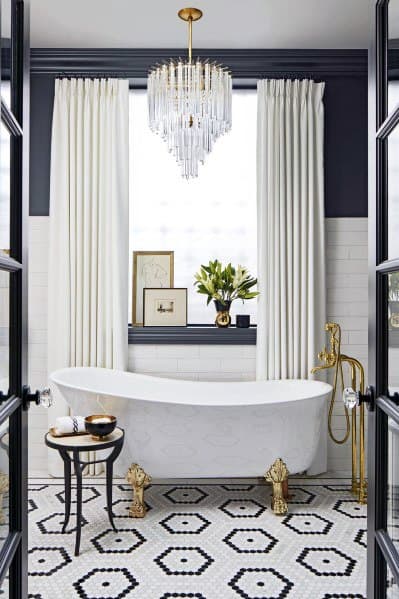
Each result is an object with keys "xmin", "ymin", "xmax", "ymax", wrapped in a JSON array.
[
  {"xmin": 22, "ymin": 385, "xmax": 53, "ymax": 410},
  {"xmin": 343, "ymin": 387, "xmax": 358, "ymax": 409},
  {"xmin": 38, "ymin": 388, "xmax": 52, "ymax": 408}
]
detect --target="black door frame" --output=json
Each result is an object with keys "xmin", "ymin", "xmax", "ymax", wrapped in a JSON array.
[
  {"xmin": 369, "ymin": 1, "xmax": 399, "ymax": 597},
  {"xmin": 0, "ymin": 0, "xmax": 29, "ymax": 597}
]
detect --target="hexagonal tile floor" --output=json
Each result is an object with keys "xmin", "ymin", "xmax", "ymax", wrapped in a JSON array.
[{"xmin": 27, "ymin": 479, "xmax": 366, "ymax": 598}]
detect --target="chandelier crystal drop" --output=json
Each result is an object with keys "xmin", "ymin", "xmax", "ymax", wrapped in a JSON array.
[{"xmin": 147, "ymin": 8, "xmax": 232, "ymax": 179}]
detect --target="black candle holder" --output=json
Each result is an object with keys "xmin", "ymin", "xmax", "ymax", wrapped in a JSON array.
[{"xmin": 236, "ymin": 314, "xmax": 250, "ymax": 328}]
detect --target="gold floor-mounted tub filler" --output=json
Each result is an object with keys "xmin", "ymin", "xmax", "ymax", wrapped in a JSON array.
[{"xmin": 312, "ymin": 322, "xmax": 367, "ymax": 504}]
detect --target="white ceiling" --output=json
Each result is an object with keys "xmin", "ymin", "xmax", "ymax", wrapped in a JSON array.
[{"xmin": 30, "ymin": 0, "xmax": 373, "ymax": 49}]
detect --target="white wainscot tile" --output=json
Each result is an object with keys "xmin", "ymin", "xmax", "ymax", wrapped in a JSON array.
[
  {"xmin": 327, "ymin": 260, "xmax": 368, "ymax": 275},
  {"xmin": 199, "ymin": 345, "xmax": 255, "ymax": 359},
  {"xmin": 156, "ymin": 345, "xmax": 200, "ymax": 359},
  {"xmin": 327, "ymin": 230, "xmax": 368, "ymax": 246},
  {"xmin": 28, "ymin": 343, "xmax": 47, "ymax": 359},
  {"xmin": 349, "ymin": 246, "xmax": 368, "ymax": 259},
  {"xmin": 128, "ymin": 345, "xmax": 158, "ymax": 359},
  {"xmin": 327, "ymin": 274, "xmax": 368, "ymax": 289},
  {"xmin": 349, "ymin": 331, "xmax": 368, "ymax": 345},
  {"xmin": 130, "ymin": 358, "xmax": 178, "ymax": 373},
  {"xmin": 29, "ymin": 245, "xmax": 49, "ymax": 273},
  {"xmin": 326, "ymin": 316, "xmax": 368, "ymax": 331},
  {"xmin": 28, "ymin": 329, "xmax": 47, "ymax": 344},
  {"xmin": 326, "ymin": 218, "xmax": 367, "ymax": 232},
  {"xmin": 327, "ymin": 302, "xmax": 368, "ymax": 317},
  {"xmin": 220, "ymin": 358, "xmax": 256, "ymax": 373},
  {"xmin": 327, "ymin": 287, "xmax": 367, "ymax": 303},
  {"xmin": 197, "ymin": 372, "xmax": 243, "ymax": 382},
  {"xmin": 177, "ymin": 358, "xmax": 221, "ymax": 373},
  {"xmin": 29, "ymin": 272, "xmax": 48, "ymax": 287},
  {"xmin": 326, "ymin": 246, "xmax": 350, "ymax": 260},
  {"xmin": 340, "ymin": 343, "xmax": 369, "ymax": 359}
]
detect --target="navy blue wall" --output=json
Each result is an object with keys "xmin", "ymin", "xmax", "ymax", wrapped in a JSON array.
[{"xmin": 29, "ymin": 49, "xmax": 368, "ymax": 218}]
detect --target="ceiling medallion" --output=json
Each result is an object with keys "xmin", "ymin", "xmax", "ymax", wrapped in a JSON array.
[{"xmin": 147, "ymin": 8, "xmax": 232, "ymax": 179}]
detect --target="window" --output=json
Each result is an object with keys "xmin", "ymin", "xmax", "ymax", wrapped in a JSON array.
[{"xmin": 129, "ymin": 88, "xmax": 257, "ymax": 325}]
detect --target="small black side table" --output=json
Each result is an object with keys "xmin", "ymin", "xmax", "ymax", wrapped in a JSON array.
[{"xmin": 45, "ymin": 427, "xmax": 124, "ymax": 556}]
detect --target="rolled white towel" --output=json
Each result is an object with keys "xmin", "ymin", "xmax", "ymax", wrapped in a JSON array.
[{"xmin": 54, "ymin": 416, "xmax": 86, "ymax": 435}]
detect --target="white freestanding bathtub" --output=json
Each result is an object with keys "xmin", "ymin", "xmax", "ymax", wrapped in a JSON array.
[{"xmin": 50, "ymin": 367, "xmax": 331, "ymax": 479}]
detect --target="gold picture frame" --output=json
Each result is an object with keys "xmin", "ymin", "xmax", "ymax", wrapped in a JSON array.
[{"xmin": 132, "ymin": 251, "xmax": 174, "ymax": 326}]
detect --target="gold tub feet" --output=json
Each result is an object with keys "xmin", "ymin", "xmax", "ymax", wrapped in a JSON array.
[
  {"xmin": 264, "ymin": 458, "xmax": 289, "ymax": 516},
  {"xmin": 126, "ymin": 463, "xmax": 151, "ymax": 518}
]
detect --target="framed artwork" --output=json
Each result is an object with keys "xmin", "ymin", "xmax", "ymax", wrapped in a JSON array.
[
  {"xmin": 143, "ymin": 288, "xmax": 187, "ymax": 327},
  {"xmin": 132, "ymin": 251, "xmax": 174, "ymax": 325}
]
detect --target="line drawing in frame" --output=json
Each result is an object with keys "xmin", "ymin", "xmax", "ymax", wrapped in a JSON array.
[{"xmin": 132, "ymin": 251, "xmax": 174, "ymax": 325}]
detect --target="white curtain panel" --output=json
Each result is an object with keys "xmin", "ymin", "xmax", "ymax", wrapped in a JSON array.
[
  {"xmin": 256, "ymin": 79, "xmax": 326, "ymax": 382},
  {"xmin": 47, "ymin": 78, "xmax": 129, "ymax": 475}
]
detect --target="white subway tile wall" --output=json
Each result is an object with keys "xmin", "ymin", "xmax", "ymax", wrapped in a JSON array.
[{"xmin": 27, "ymin": 217, "xmax": 368, "ymax": 476}]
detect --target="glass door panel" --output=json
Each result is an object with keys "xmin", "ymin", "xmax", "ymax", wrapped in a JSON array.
[
  {"xmin": 0, "ymin": 417, "xmax": 9, "ymax": 554},
  {"xmin": 0, "ymin": 121, "xmax": 10, "ymax": 255},
  {"xmin": 388, "ymin": 563, "xmax": 399, "ymax": 598},
  {"xmin": 0, "ymin": 272, "xmax": 8, "ymax": 398},
  {"xmin": 389, "ymin": 0, "xmax": 399, "ymax": 114},
  {"xmin": 388, "ymin": 417, "xmax": 399, "ymax": 555},
  {"xmin": 387, "ymin": 127, "xmax": 399, "ymax": 259},
  {"xmin": 1, "ymin": 0, "xmax": 11, "ymax": 111},
  {"xmin": 388, "ymin": 272, "xmax": 399, "ymax": 395}
]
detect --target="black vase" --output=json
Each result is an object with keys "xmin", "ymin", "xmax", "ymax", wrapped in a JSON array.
[
  {"xmin": 214, "ymin": 300, "xmax": 231, "ymax": 328},
  {"xmin": 236, "ymin": 314, "xmax": 250, "ymax": 328}
]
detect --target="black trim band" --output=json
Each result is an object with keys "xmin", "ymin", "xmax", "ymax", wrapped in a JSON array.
[{"xmin": 128, "ymin": 325, "xmax": 257, "ymax": 345}]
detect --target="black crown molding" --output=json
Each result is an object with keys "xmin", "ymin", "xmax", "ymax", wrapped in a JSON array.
[{"xmin": 30, "ymin": 48, "xmax": 367, "ymax": 78}]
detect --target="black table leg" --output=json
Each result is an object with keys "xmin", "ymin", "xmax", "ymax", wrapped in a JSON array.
[
  {"xmin": 60, "ymin": 450, "xmax": 71, "ymax": 533},
  {"xmin": 106, "ymin": 461, "xmax": 117, "ymax": 532},
  {"xmin": 73, "ymin": 450, "xmax": 83, "ymax": 556}
]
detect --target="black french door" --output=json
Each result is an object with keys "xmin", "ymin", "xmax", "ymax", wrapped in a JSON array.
[
  {"xmin": 0, "ymin": 0, "xmax": 29, "ymax": 597},
  {"xmin": 369, "ymin": 1, "xmax": 399, "ymax": 597}
]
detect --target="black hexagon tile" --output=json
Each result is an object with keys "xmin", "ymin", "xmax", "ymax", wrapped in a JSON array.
[
  {"xmin": 223, "ymin": 528, "xmax": 278, "ymax": 554},
  {"xmin": 91, "ymin": 528, "xmax": 146, "ymax": 553},
  {"xmin": 36, "ymin": 512, "xmax": 88, "ymax": 534},
  {"xmin": 28, "ymin": 547, "xmax": 71, "ymax": 577},
  {"xmin": 73, "ymin": 567, "xmax": 138, "ymax": 598},
  {"xmin": 228, "ymin": 567, "xmax": 294, "ymax": 599},
  {"xmin": 160, "ymin": 513, "xmax": 210, "ymax": 535},
  {"xmin": 154, "ymin": 547, "xmax": 214, "ymax": 576},
  {"xmin": 163, "ymin": 487, "xmax": 208, "ymax": 505},
  {"xmin": 282, "ymin": 513, "xmax": 333, "ymax": 535},
  {"xmin": 219, "ymin": 499, "xmax": 266, "ymax": 518},
  {"xmin": 55, "ymin": 485, "xmax": 100, "ymax": 505},
  {"xmin": 333, "ymin": 499, "xmax": 366, "ymax": 519},
  {"xmin": 297, "ymin": 547, "xmax": 356, "ymax": 577}
]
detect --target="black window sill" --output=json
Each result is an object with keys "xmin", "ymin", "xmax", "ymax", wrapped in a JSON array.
[{"xmin": 128, "ymin": 324, "xmax": 257, "ymax": 345}]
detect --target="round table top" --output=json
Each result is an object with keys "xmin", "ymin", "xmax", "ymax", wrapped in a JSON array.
[{"xmin": 45, "ymin": 427, "xmax": 124, "ymax": 451}]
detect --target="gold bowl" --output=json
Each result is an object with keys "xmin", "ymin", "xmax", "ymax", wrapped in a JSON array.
[{"xmin": 84, "ymin": 414, "xmax": 117, "ymax": 440}]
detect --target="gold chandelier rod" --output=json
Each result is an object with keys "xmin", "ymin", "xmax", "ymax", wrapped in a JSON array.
[{"xmin": 178, "ymin": 7, "xmax": 203, "ymax": 63}]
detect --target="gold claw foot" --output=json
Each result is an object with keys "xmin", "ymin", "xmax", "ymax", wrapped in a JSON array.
[
  {"xmin": 264, "ymin": 458, "xmax": 289, "ymax": 516},
  {"xmin": 126, "ymin": 463, "xmax": 151, "ymax": 518},
  {"xmin": 0, "ymin": 471, "xmax": 9, "ymax": 525}
]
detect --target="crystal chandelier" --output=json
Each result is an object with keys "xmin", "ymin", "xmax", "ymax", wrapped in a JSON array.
[{"xmin": 147, "ymin": 8, "xmax": 232, "ymax": 179}]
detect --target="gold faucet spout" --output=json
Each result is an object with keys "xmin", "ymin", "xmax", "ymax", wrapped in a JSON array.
[{"xmin": 311, "ymin": 364, "xmax": 331, "ymax": 375}]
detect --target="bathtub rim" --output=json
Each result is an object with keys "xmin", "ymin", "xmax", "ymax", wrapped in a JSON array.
[{"xmin": 50, "ymin": 366, "xmax": 332, "ymax": 408}]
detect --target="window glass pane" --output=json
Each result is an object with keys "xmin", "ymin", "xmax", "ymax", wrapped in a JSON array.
[
  {"xmin": 388, "ymin": 273, "xmax": 399, "ymax": 395},
  {"xmin": 387, "ymin": 562, "xmax": 399, "ymax": 599},
  {"xmin": 0, "ymin": 121, "xmax": 11, "ymax": 253},
  {"xmin": 0, "ymin": 416, "xmax": 10, "ymax": 556},
  {"xmin": 388, "ymin": 417, "xmax": 399, "ymax": 558},
  {"xmin": 129, "ymin": 89, "xmax": 257, "ymax": 324},
  {"xmin": 388, "ymin": 1, "xmax": 399, "ymax": 114},
  {"xmin": 387, "ymin": 124, "xmax": 399, "ymax": 259},
  {"xmin": 0, "ymin": 271, "xmax": 9, "ymax": 397},
  {"xmin": 1, "ymin": 0, "xmax": 11, "ymax": 111}
]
